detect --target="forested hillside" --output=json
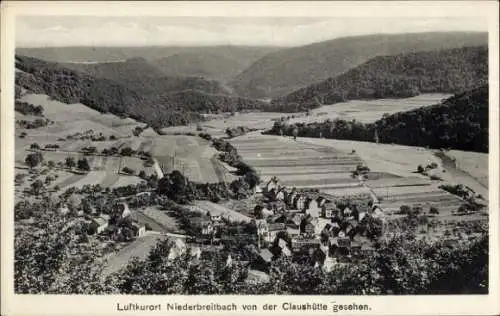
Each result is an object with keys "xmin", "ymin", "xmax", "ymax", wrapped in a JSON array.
[
  {"xmin": 61, "ymin": 58, "xmax": 233, "ymax": 96},
  {"xmin": 151, "ymin": 53, "xmax": 251, "ymax": 83},
  {"xmin": 266, "ymin": 85, "xmax": 489, "ymax": 153},
  {"xmin": 273, "ymin": 46, "xmax": 488, "ymax": 110},
  {"xmin": 231, "ymin": 32, "xmax": 488, "ymax": 98},
  {"xmin": 17, "ymin": 45, "xmax": 281, "ymax": 83},
  {"xmin": 15, "ymin": 55, "xmax": 267, "ymax": 128}
]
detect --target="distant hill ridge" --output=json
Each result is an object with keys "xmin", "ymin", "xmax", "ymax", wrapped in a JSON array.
[
  {"xmin": 16, "ymin": 45, "xmax": 282, "ymax": 83},
  {"xmin": 230, "ymin": 32, "xmax": 488, "ymax": 98},
  {"xmin": 14, "ymin": 55, "xmax": 268, "ymax": 129},
  {"xmin": 272, "ymin": 45, "xmax": 488, "ymax": 110}
]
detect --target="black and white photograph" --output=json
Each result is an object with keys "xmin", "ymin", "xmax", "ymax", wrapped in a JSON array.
[{"xmin": 2, "ymin": 1, "xmax": 498, "ymax": 311}]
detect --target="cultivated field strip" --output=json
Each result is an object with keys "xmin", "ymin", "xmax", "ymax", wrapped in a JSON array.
[
  {"xmin": 229, "ymin": 135, "xmax": 364, "ymax": 190},
  {"xmin": 277, "ymin": 172, "xmax": 354, "ymax": 181},
  {"xmin": 248, "ymin": 160, "xmax": 361, "ymax": 168},
  {"xmin": 372, "ymin": 185, "xmax": 446, "ymax": 196},
  {"xmin": 280, "ymin": 177, "xmax": 360, "ymax": 187},
  {"xmin": 366, "ymin": 177, "xmax": 431, "ymax": 188},
  {"xmin": 322, "ymin": 186, "xmax": 373, "ymax": 196},
  {"xmin": 259, "ymin": 168, "xmax": 355, "ymax": 176},
  {"xmin": 244, "ymin": 154, "xmax": 361, "ymax": 161}
]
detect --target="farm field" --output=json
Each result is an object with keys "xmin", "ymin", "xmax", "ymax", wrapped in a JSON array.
[
  {"xmin": 230, "ymin": 134, "xmax": 363, "ymax": 191},
  {"xmin": 296, "ymin": 137, "xmax": 442, "ymax": 179},
  {"xmin": 151, "ymin": 135, "xmax": 222, "ymax": 183},
  {"xmin": 15, "ymin": 94, "xmax": 232, "ymax": 195},
  {"xmin": 288, "ymin": 93, "xmax": 452, "ymax": 124},
  {"xmin": 445, "ymin": 150, "xmax": 488, "ymax": 188}
]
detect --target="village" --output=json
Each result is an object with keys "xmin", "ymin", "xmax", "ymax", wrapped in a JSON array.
[{"xmin": 49, "ymin": 170, "xmax": 413, "ymax": 282}]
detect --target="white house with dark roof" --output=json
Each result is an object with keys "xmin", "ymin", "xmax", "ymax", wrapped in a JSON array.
[{"xmin": 305, "ymin": 198, "xmax": 321, "ymax": 218}]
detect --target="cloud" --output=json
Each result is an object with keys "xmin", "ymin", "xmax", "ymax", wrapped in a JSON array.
[{"xmin": 15, "ymin": 16, "xmax": 487, "ymax": 47}]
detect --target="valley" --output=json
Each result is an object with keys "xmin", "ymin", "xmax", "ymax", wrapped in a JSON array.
[{"xmin": 12, "ymin": 29, "xmax": 490, "ymax": 296}]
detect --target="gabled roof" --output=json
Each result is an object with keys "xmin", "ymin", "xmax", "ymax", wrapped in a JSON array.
[
  {"xmin": 259, "ymin": 249, "xmax": 273, "ymax": 262},
  {"xmin": 268, "ymin": 223, "xmax": 286, "ymax": 231},
  {"xmin": 278, "ymin": 238, "xmax": 288, "ymax": 249},
  {"xmin": 92, "ymin": 217, "xmax": 108, "ymax": 227}
]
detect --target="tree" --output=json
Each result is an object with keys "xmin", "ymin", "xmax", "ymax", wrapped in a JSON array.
[
  {"xmin": 47, "ymin": 160, "xmax": 55, "ymax": 169},
  {"xmin": 122, "ymin": 167, "xmax": 135, "ymax": 175},
  {"xmin": 430, "ymin": 206, "xmax": 440, "ymax": 215},
  {"xmin": 138, "ymin": 170, "xmax": 147, "ymax": 179},
  {"xmin": 120, "ymin": 147, "xmax": 134, "ymax": 156},
  {"xmin": 25, "ymin": 152, "xmax": 43, "ymax": 169},
  {"xmin": 65, "ymin": 157, "xmax": 76, "ymax": 170},
  {"xmin": 30, "ymin": 143, "xmax": 40, "ymax": 150},
  {"xmin": 77, "ymin": 158, "xmax": 91, "ymax": 172},
  {"xmin": 417, "ymin": 165, "xmax": 425, "ymax": 173},
  {"xmin": 292, "ymin": 126, "xmax": 298, "ymax": 140},
  {"xmin": 254, "ymin": 205, "xmax": 264, "ymax": 219},
  {"xmin": 31, "ymin": 179, "xmax": 44, "ymax": 195}
]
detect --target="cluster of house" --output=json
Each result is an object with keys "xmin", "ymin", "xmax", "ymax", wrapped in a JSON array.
[
  {"xmin": 190, "ymin": 213, "xmax": 224, "ymax": 239},
  {"xmin": 58, "ymin": 201, "xmax": 146, "ymax": 240},
  {"xmin": 252, "ymin": 176, "xmax": 386, "ymax": 271}
]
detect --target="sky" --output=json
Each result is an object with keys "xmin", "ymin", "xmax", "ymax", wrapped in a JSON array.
[{"xmin": 16, "ymin": 16, "xmax": 488, "ymax": 47}]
